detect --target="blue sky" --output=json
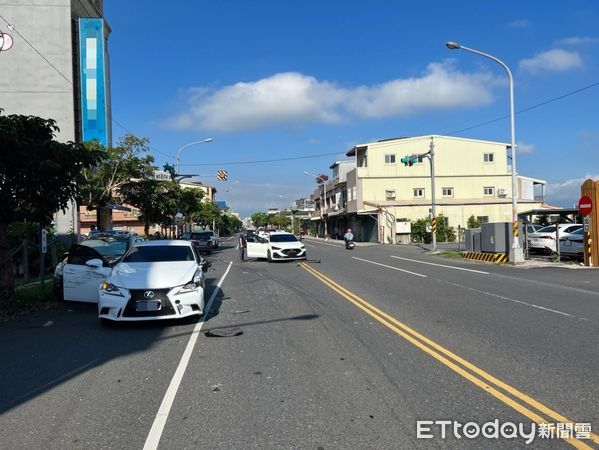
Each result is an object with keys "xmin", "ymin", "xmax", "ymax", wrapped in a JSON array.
[{"xmin": 105, "ymin": 0, "xmax": 599, "ymax": 217}]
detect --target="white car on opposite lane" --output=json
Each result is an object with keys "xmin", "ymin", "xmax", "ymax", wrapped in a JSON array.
[
  {"xmin": 246, "ymin": 231, "xmax": 307, "ymax": 262},
  {"xmin": 98, "ymin": 240, "xmax": 210, "ymax": 323}
]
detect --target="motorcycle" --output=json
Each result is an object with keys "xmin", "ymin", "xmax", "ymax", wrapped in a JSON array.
[{"xmin": 345, "ymin": 238, "xmax": 355, "ymax": 250}]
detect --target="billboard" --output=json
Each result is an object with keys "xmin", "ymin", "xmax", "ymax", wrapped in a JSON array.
[{"xmin": 78, "ymin": 18, "xmax": 109, "ymax": 146}]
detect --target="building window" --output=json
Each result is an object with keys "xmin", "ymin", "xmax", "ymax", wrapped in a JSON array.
[
  {"xmin": 484, "ymin": 153, "xmax": 494, "ymax": 163},
  {"xmin": 477, "ymin": 216, "xmax": 489, "ymax": 224},
  {"xmin": 413, "ymin": 188, "xmax": 425, "ymax": 198},
  {"xmin": 384, "ymin": 154, "xmax": 396, "ymax": 164},
  {"xmin": 442, "ymin": 187, "xmax": 453, "ymax": 197},
  {"xmin": 484, "ymin": 186, "xmax": 495, "ymax": 196},
  {"xmin": 352, "ymin": 186, "xmax": 356, "ymax": 201},
  {"xmin": 385, "ymin": 189, "xmax": 396, "ymax": 200}
]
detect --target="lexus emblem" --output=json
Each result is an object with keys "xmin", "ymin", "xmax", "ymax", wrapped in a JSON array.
[{"xmin": 144, "ymin": 291, "xmax": 155, "ymax": 299}]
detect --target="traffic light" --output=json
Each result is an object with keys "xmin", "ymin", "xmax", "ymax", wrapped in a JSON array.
[
  {"xmin": 216, "ymin": 170, "xmax": 228, "ymax": 181},
  {"xmin": 401, "ymin": 155, "xmax": 419, "ymax": 167}
]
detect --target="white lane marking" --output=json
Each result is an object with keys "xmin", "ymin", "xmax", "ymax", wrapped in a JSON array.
[
  {"xmin": 352, "ymin": 257, "xmax": 427, "ymax": 278},
  {"xmin": 144, "ymin": 261, "xmax": 233, "ymax": 450},
  {"xmin": 390, "ymin": 255, "xmax": 489, "ymax": 274},
  {"xmin": 448, "ymin": 281, "xmax": 575, "ymax": 318}
]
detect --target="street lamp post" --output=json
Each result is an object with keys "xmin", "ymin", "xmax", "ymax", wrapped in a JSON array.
[
  {"xmin": 175, "ymin": 138, "xmax": 213, "ymax": 176},
  {"xmin": 174, "ymin": 138, "xmax": 213, "ymax": 236},
  {"xmin": 445, "ymin": 41, "xmax": 524, "ymax": 264},
  {"xmin": 304, "ymin": 171, "xmax": 328, "ymax": 238}
]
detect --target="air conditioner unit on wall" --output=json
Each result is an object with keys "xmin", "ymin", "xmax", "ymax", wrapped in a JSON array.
[{"xmin": 497, "ymin": 189, "xmax": 507, "ymax": 197}]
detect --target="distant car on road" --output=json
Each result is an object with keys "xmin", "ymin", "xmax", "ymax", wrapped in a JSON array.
[
  {"xmin": 245, "ymin": 228, "xmax": 256, "ymax": 242},
  {"xmin": 180, "ymin": 231, "xmax": 213, "ymax": 254},
  {"xmin": 205, "ymin": 230, "xmax": 219, "ymax": 248},
  {"xmin": 55, "ymin": 232, "xmax": 145, "ymax": 302},
  {"xmin": 98, "ymin": 240, "xmax": 210, "ymax": 323},
  {"xmin": 246, "ymin": 231, "xmax": 307, "ymax": 262},
  {"xmin": 529, "ymin": 224, "xmax": 583, "ymax": 253}
]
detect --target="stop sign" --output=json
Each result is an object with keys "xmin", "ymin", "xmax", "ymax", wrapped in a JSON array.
[{"xmin": 579, "ymin": 195, "xmax": 593, "ymax": 216}]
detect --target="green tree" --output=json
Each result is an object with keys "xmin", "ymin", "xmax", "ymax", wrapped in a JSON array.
[
  {"xmin": 121, "ymin": 179, "xmax": 181, "ymax": 237},
  {"xmin": 0, "ymin": 113, "xmax": 102, "ymax": 300},
  {"xmin": 467, "ymin": 215, "xmax": 480, "ymax": 228},
  {"xmin": 196, "ymin": 201, "xmax": 223, "ymax": 230},
  {"xmin": 270, "ymin": 214, "xmax": 291, "ymax": 230},
  {"xmin": 79, "ymin": 134, "xmax": 154, "ymax": 230},
  {"xmin": 178, "ymin": 188, "xmax": 205, "ymax": 230},
  {"xmin": 251, "ymin": 212, "xmax": 269, "ymax": 228}
]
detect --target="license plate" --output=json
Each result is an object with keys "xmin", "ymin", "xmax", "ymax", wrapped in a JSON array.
[{"xmin": 136, "ymin": 300, "xmax": 161, "ymax": 312}]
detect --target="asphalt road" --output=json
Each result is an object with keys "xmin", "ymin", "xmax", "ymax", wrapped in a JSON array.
[{"xmin": 0, "ymin": 236, "xmax": 597, "ymax": 449}]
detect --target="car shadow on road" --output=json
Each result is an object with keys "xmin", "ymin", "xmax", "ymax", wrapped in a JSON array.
[{"xmin": 0, "ymin": 274, "xmax": 226, "ymax": 416}]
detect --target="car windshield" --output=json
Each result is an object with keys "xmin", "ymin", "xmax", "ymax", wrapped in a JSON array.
[
  {"xmin": 570, "ymin": 229, "xmax": 584, "ymax": 236},
  {"xmin": 82, "ymin": 237, "xmax": 129, "ymax": 257},
  {"xmin": 538, "ymin": 226, "xmax": 556, "ymax": 233},
  {"xmin": 191, "ymin": 232, "xmax": 211, "ymax": 241},
  {"xmin": 270, "ymin": 234, "xmax": 298, "ymax": 243},
  {"xmin": 122, "ymin": 245, "xmax": 195, "ymax": 262}
]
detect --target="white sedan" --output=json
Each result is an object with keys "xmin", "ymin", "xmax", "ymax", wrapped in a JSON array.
[
  {"xmin": 529, "ymin": 224, "xmax": 583, "ymax": 253},
  {"xmin": 98, "ymin": 240, "xmax": 209, "ymax": 323},
  {"xmin": 246, "ymin": 231, "xmax": 307, "ymax": 262}
]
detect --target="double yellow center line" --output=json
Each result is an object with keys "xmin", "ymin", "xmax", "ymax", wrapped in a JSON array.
[{"xmin": 299, "ymin": 262, "xmax": 598, "ymax": 449}]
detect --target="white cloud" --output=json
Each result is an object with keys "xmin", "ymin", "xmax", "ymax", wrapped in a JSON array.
[
  {"xmin": 516, "ymin": 141, "xmax": 535, "ymax": 154},
  {"xmin": 545, "ymin": 175, "xmax": 599, "ymax": 205},
  {"xmin": 519, "ymin": 49, "xmax": 582, "ymax": 73},
  {"xmin": 556, "ymin": 36, "xmax": 599, "ymax": 46},
  {"xmin": 346, "ymin": 62, "xmax": 494, "ymax": 118},
  {"xmin": 508, "ymin": 19, "xmax": 530, "ymax": 28},
  {"xmin": 164, "ymin": 62, "xmax": 495, "ymax": 133},
  {"xmin": 166, "ymin": 73, "xmax": 346, "ymax": 132}
]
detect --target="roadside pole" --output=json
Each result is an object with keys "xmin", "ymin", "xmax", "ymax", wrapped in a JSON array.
[{"xmin": 429, "ymin": 137, "xmax": 437, "ymax": 253}]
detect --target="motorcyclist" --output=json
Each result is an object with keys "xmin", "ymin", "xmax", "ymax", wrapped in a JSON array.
[{"xmin": 343, "ymin": 228, "xmax": 354, "ymax": 248}]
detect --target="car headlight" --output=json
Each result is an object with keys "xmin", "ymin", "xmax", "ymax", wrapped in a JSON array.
[
  {"xmin": 179, "ymin": 269, "xmax": 204, "ymax": 293},
  {"xmin": 271, "ymin": 246, "xmax": 281, "ymax": 250},
  {"xmin": 100, "ymin": 281, "xmax": 125, "ymax": 297}
]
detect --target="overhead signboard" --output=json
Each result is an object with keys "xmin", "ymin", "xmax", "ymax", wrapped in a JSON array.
[{"xmin": 152, "ymin": 171, "xmax": 171, "ymax": 181}]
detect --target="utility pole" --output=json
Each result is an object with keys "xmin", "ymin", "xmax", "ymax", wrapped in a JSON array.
[
  {"xmin": 400, "ymin": 137, "xmax": 437, "ymax": 252},
  {"xmin": 429, "ymin": 137, "xmax": 437, "ymax": 253}
]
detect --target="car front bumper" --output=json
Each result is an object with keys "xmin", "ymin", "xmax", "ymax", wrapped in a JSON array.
[
  {"xmin": 271, "ymin": 248, "xmax": 307, "ymax": 260},
  {"xmin": 98, "ymin": 287, "xmax": 204, "ymax": 321}
]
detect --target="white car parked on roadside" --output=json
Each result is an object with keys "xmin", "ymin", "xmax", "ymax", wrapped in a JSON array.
[
  {"xmin": 529, "ymin": 224, "xmax": 583, "ymax": 253},
  {"xmin": 246, "ymin": 231, "xmax": 307, "ymax": 262},
  {"xmin": 98, "ymin": 240, "xmax": 210, "ymax": 323}
]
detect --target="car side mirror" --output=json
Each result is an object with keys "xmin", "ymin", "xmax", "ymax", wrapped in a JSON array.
[{"xmin": 85, "ymin": 258, "xmax": 104, "ymax": 269}]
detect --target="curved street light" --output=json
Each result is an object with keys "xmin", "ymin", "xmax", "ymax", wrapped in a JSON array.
[
  {"xmin": 445, "ymin": 41, "xmax": 523, "ymax": 264},
  {"xmin": 304, "ymin": 171, "xmax": 329, "ymax": 238},
  {"xmin": 175, "ymin": 138, "xmax": 213, "ymax": 175}
]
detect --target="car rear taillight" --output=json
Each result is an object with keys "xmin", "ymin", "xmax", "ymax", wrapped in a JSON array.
[{"xmin": 540, "ymin": 236, "xmax": 554, "ymax": 240}]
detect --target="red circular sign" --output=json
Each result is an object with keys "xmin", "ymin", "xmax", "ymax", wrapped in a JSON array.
[{"xmin": 579, "ymin": 195, "xmax": 593, "ymax": 216}]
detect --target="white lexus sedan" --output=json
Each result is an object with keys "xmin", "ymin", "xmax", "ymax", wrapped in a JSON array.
[
  {"xmin": 98, "ymin": 240, "xmax": 209, "ymax": 323},
  {"xmin": 246, "ymin": 231, "xmax": 306, "ymax": 262}
]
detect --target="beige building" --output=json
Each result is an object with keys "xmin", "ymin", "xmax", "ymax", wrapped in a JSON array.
[{"xmin": 311, "ymin": 135, "xmax": 546, "ymax": 243}]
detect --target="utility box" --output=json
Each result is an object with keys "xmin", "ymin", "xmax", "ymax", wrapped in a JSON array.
[
  {"xmin": 473, "ymin": 231, "xmax": 482, "ymax": 252},
  {"xmin": 481, "ymin": 222, "xmax": 523, "ymax": 253},
  {"xmin": 464, "ymin": 228, "xmax": 481, "ymax": 252}
]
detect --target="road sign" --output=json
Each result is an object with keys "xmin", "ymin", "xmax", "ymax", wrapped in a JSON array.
[
  {"xmin": 579, "ymin": 195, "xmax": 593, "ymax": 216},
  {"xmin": 152, "ymin": 170, "xmax": 171, "ymax": 181},
  {"xmin": 583, "ymin": 216, "xmax": 590, "ymax": 232},
  {"xmin": 217, "ymin": 170, "xmax": 228, "ymax": 181}
]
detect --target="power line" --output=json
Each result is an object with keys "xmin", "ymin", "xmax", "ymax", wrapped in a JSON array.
[
  {"xmin": 445, "ymin": 80, "xmax": 599, "ymax": 136},
  {"xmin": 179, "ymin": 151, "xmax": 345, "ymax": 167}
]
